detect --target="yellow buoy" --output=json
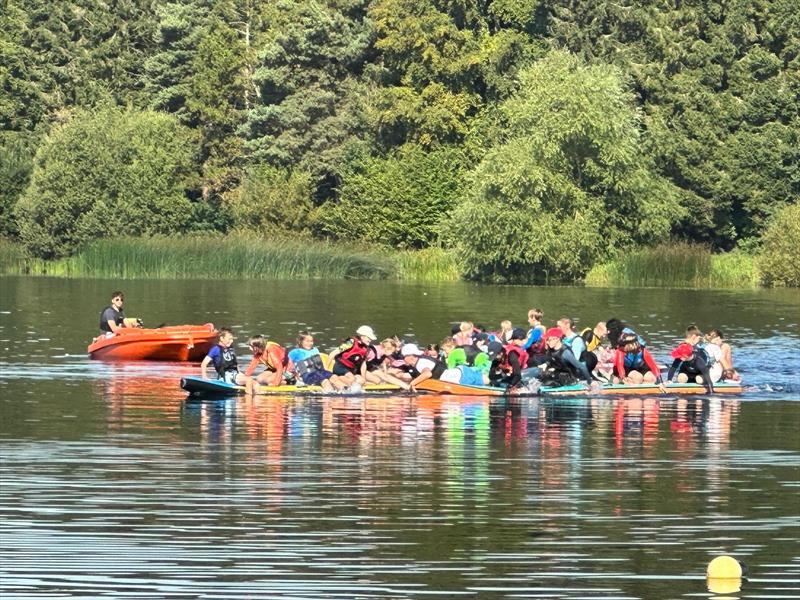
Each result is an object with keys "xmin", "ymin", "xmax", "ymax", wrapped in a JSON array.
[
  {"xmin": 707, "ymin": 577, "xmax": 742, "ymax": 594},
  {"xmin": 707, "ymin": 555, "xmax": 743, "ymax": 579}
]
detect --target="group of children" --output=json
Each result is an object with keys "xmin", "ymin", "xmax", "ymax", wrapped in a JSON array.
[{"xmin": 200, "ymin": 308, "xmax": 741, "ymax": 394}]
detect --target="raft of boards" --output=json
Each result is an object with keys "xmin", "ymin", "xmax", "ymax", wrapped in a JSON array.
[{"xmin": 180, "ymin": 375, "xmax": 744, "ymax": 399}]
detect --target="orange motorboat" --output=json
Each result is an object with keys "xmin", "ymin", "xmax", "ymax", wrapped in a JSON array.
[{"xmin": 88, "ymin": 323, "xmax": 218, "ymax": 361}]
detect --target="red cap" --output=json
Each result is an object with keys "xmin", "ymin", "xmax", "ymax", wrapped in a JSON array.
[
  {"xmin": 545, "ymin": 327, "xmax": 563, "ymax": 340},
  {"xmin": 671, "ymin": 343, "xmax": 694, "ymax": 360}
]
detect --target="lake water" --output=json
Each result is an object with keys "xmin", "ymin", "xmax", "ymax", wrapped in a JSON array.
[{"xmin": 1, "ymin": 276, "xmax": 798, "ymax": 598}]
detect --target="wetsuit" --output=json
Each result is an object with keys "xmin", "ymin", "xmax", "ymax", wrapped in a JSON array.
[
  {"xmin": 667, "ymin": 350, "xmax": 714, "ymax": 393},
  {"xmin": 545, "ymin": 345, "xmax": 593, "ymax": 386}
]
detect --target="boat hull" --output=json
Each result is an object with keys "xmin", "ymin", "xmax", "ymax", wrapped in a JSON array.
[{"xmin": 89, "ymin": 324, "xmax": 218, "ymax": 362}]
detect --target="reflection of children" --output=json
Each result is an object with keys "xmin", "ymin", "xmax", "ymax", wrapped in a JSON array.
[{"xmin": 201, "ymin": 327, "xmax": 248, "ymax": 386}]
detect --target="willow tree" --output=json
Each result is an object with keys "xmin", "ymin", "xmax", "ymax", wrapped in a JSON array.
[{"xmin": 447, "ymin": 51, "xmax": 678, "ymax": 283}]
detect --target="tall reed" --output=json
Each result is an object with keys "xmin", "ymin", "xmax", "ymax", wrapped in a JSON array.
[
  {"xmin": 585, "ymin": 242, "xmax": 759, "ymax": 288},
  {"xmin": 394, "ymin": 247, "xmax": 460, "ymax": 281}
]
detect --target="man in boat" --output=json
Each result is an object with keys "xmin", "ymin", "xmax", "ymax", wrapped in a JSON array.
[
  {"xmin": 99, "ymin": 291, "xmax": 140, "ymax": 335},
  {"xmin": 200, "ymin": 327, "xmax": 249, "ymax": 387}
]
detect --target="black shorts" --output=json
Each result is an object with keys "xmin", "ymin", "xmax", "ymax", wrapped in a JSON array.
[{"xmin": 332, "ymin": 362, "xmax": 355, "ymax": 377}]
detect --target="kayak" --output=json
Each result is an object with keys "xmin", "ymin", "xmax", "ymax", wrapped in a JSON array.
[
  {"xmin": 181, "ymin": 375, "xmax": 744, "ymax": 398},
  {"xmin": 89, "ymin": 324, "xmax": 218, "ymax": 361},
  {"xmin": 181, "ymin": 375, "xmax": 401, "ymax": 397}
]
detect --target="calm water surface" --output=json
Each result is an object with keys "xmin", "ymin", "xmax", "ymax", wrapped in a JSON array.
[{"xmin": 1, "ymin": 276, "xmax": 799, "ymax": 599}]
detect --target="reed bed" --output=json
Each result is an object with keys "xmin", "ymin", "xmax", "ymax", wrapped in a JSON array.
[
  {"xmin": 585, "ymin": 243, "xmax": 759, "ymax": 288},
  {"xmin": 394, "ymin": 247, "xmax": 460, "ymax": 281},
  {"xmin": 1, "ymin": 234, "xmax": 460, "ymax": 280}
]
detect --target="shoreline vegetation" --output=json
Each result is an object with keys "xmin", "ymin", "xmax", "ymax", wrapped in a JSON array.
[{"xmin": 0, "ymin": 236, "xmax": 770, "ymax": 289}]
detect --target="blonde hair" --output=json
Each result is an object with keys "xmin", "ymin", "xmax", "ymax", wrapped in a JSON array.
[
  {"xmin": 380, "ymin": 337, "xmax": 400, "ymax": 352},
  {"xmin": 500, "ymin": 320, "xmax": 512, "ymax": 331},
  {"xmin": 459, "ymin": 321, "xmax": 473, "ymax": 334},
  {"xmin": 440, "ymin": 336, "xmax": 456, "ymax": 352},
  {"xmin": 249, "ymin": 335, "xmax": 266, "ymax": 353}
]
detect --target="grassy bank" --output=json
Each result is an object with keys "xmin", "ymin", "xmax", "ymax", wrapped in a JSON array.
[
  {"xmin": 0, "ymin": 235, "xmax": 461, "ymax": 282},
  {"xmin": 584, "ymin": 243, "xmax": 760, "ymax": 288}
]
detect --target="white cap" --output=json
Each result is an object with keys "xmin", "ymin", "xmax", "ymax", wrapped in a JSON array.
[
  {"xmin": 356, "ymin": 325, "xmax": 377, "ymax": 341},
  {"xmin": 401, "ymin": 343, "xmax": 422, "ymax": 357}
]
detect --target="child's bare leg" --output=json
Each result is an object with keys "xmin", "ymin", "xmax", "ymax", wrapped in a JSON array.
[
  {"xmin": 642, "ymin": 372, "xmax": 657, "ymax": 384},
  {"xmin": 676, "ymin": 373, "xmax": 689, "ymax": 383},
  {"xmin": 625, "ymin": 371, "xmax": 644, "ymax": 384}
]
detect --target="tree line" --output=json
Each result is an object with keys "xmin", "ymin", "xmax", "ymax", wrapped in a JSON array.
[{"xmin": 1, "ymin": 0, "xmax": 798, "ymax": 282}]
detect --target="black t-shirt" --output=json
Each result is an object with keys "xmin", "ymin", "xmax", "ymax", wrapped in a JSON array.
[{"xmin": 99, "ymin": 306, "xmax": 124, "ymax": 333}]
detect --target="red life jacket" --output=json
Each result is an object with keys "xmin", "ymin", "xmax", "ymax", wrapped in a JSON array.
[
  {"xmin": 500, "ymin": 344, "xmax": 528, "ymax": 372},
  {"xmin": 337, "ymin": 337, "xmax": 369, "ymax": 370}
]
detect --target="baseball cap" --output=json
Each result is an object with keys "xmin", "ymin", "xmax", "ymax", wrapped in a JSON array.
[
  {"xmin": 401, "ymin": 343, "xmax": 422, "ymax": 357},
  {"xmin": 545, "ymin": 327, "xmax": 563, "ymax": 339},
  {"xmin": 510, "ymin": 327, "xmax": 527, "ymax": 340}
]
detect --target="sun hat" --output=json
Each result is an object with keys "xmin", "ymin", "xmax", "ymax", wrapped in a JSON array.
[
  {"xmin": 545, "ymin": 327, "xmax": 563, "ymax": 339},
  {"xmin": 356, "ymin": 325, "xmax": 377, "ymax": 341},
  {"xmin": 401, "ymin": 343, "xmax": 423, "ymax": 357},
  {"xmin": 671, "ymin": 342, "xmax": 694, "ymax": 360}
]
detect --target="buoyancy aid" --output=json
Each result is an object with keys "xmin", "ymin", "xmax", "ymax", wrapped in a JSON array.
[
  {"xmin": 336, "ymin": 337, "xmax": 369, "ymax": 370},
  {"xmin": 547, "ymin": 346, "xmax": 572, "ymax": 372},
  {"xmin": 261, "ymin": 341, "xmax": 288, "ymax": 371},
  {"xmin": 581, "ymin": 327, "xmax": 602, "ymax": 352},
  {"xmin": 500, "ymin": 344, "xmax": 528, "ymax": 372},
  {"xmin": 213, "ymin": 345, "xmax": 238, "ymax": 377},
  {"xmin": 295, "ymin": 353, "xmax": 326, "ymax": 377},
  {"xmin": 623, "ymin": 350, "xmax": 646, "ymax": 370},
  {"xmin": 412, "ymin": 356, "xmax": 448, "ymax": 380},
  {"xmin": 366, "ymin": 343, "xmax": 384, "ymax": 370}
]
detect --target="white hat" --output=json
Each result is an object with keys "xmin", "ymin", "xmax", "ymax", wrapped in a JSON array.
[
  {"xmin": 356, "ymin": 325, "xmax": 377, "ymax": 341},
  {"xmin": 401, "ymin": 343, "xmax": 422, "ymax": 357}
]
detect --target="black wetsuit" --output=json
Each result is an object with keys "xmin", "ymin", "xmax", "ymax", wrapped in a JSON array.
[{"xmin": 667, "ymin": 352, "xmax": 714, "ymax": 393}]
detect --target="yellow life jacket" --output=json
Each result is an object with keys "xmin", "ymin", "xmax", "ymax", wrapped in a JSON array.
[{"xmin": 581, "ymin": 327, "xmax": 601, "ymax": 352}]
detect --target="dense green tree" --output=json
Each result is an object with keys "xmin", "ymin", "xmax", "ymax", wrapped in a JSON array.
[
  {"xmin": 241, "ymin": 0, "xmax": 374, "ymax": 187},
  {"xmin": 757, "ymin": 201, "xmax": 800, "ymax": 287},
  {"xmin": 320, "ymin": 144, "xmax": 465, "ymax": 248},
  {"xmin": 227, "ymin": 165, "xmax": 314, "ymax": 234},
  {"xmin": 547, "ymin": 0, "xmax": 800, "ymax": 248},
  {"xmin": 0, "ymin": 133, "xmax": 35, "ymax": 238},
  {"xmin": 447, "ymin": 51, "xmax": 678, "ymax": 282},
  {"xmin": 15, "ymin": 108, "xmax": 203, "ymax": 258}
]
